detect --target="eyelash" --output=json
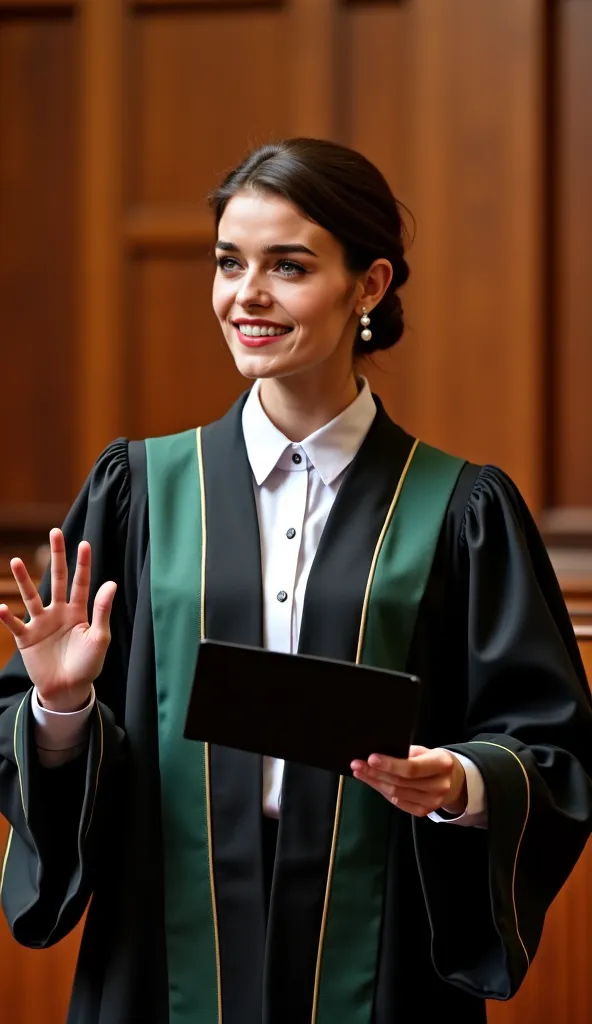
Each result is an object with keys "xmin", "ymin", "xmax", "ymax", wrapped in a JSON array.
[{"xmin": 215, "ymin": 257, "xmax": 307, "ymax": 278}]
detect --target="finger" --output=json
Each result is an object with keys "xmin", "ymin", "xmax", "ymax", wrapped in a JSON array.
[
  {"xmin": 390, "ymin": 786, "xmax": 447, "ymax": 809},
  {"xmin": 49, "ymin": 528, "xmax": 69, "ymax": 605},
  {"xmin": 10, "ymin": 558, "xmax": 44, "ymax": 619},
  {"xmin": 391, "ymin": 798, "xmax": 431, "ymax": 818},
  {"xmin": 353, "ymin": 771, "xmax": 447, "ymax": 811},
  {"xmin": 353, "ymin": 771, "xmax": 391, "ymax": 801},
  {"xmin": 360, "ymin": 766, "xmax": 452, "ymax": 795},
  {"xmin": 353, "ymin": 773, "xmax": 434, "ymax": 816},
  {"xmin": 89, "ymin": 582, "xmax": 117, "ymax": 638},
  {"xmin": 367, "ymin": 749, "xmax": 455, "ymax": 780},
  {"xmin": 0, "ymin": 604, "xmax": 28, "ymax": 640},
  {"xmin": 69, "ymin": 541, "xmax": 92, "ymax": 610}
]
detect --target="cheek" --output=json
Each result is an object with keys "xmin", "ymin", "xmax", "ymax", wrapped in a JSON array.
[
  {"xmin": 289, "ymin": 281, "xmax": 349, "ymax": 329},
  {"xmin": 212, "ymin": 277, "xmax": 234, "ymax": 321}
]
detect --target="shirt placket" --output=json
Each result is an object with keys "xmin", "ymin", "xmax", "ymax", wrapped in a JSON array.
[{"xmin": 270, "ymin": 446, "xmax": 309, "ymax": 655}]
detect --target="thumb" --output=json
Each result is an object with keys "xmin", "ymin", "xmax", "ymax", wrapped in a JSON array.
[
  {"xmin": 408, "ymin": 745, "xmax": 429, "ymax": 759},
  {"xmin": 90, "ymin": 581, "xmax": 117, "ymax": 637}
]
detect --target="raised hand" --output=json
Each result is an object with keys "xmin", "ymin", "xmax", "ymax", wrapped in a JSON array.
[{"xmin": 0, "ymin": 528, "xmax": 117, "ymax": 712}]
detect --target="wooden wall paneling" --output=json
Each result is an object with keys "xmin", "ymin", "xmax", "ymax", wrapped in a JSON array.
[
  {"xmin": 0, "ymin": 1, "xmax": 73, "ymax": 8},
  {"xmin": 77, "ymin": 0, "xmax": 125, "ymax": 484},
  {"xmin": 125, "ymin": 0, "xmax": 290, "ymax": 437},
  {"xmin": 128, "ymin": 254, "xmax": 245, "ymax": 436},
  {"xmin": 341, "ymin": 0, "xmax": 418, "ymax": 431},
  {"xmin": 287, "ymin": 0, "xmax": 339, "ymax": 138},
  {"xmin": 552, "ymin": 0, "xmax": 592, "ymax": 510},
  {"xmin": 347, "ymin": 0, "xmax": 546, "ymax": 512},
  {"xmin": 131, "ymin": 0, "xmax": 282, "ymax": 9},
  {"xmin": 0, "ymin": 7, "xmax": 78, "ymax": 513},
  {"xmin": 128, "ymin": 2, "xmax": 287, "ymax": 207}
]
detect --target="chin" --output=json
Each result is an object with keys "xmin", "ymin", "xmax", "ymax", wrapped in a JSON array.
[{"xmin": 230, "ymin": 347, "xmax": 295, "ymax": 381}]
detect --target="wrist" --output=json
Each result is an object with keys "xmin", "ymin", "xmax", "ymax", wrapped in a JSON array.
[
  {"xmin": 37, "ymin": 685, "xmax": 93, "ymax": 714},
  {"xmin": 441, "ymin": 762, "xmax": 468, "ymax": 816}
]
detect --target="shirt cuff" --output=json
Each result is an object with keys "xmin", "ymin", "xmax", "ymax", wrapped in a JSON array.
[
  {"xmin": 428, "ymin": 751, "xmax": 488, "ymax": 828},
  {"xmin": 32, "ymin": 685, "xmax": 95, "ymax": 767}
]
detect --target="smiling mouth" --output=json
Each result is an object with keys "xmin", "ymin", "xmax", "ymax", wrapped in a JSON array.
[
  {"xmin": 233, "ymin": 322, "xmax": 293, "ymax": 338},
  {"xmin": 232, "ymin": 322, "xmax": 294, "ymax": 348}
]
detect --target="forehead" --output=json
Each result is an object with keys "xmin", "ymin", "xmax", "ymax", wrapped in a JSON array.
[{"xmin": 217, "ymin": 191, "xmax": 336, "ymax": 253}]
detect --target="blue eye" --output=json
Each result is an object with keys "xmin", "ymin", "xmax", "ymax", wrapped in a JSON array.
[
  {"xmin": 216, "ymin": 257, "xmax": 241, "ymax": 272},
  {"xmin": 276, "ymin": 260, "xmax": 306, "ymax": 277}
]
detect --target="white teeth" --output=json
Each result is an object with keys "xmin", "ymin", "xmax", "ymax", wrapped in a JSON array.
[{"xmin": 238, "ymin": 323, "xmax": 290, "ymax": 337}]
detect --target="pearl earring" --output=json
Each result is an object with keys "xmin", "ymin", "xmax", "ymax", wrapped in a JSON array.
[{"xmin": 360, "ymin": 307, "xmax": 372, "ymax": 343}]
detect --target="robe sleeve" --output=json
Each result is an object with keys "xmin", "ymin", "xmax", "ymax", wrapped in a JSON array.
[
  {"xmin": 0, "ymin": 440, "xmax": 131, "ymax": 948},
  {"xmin": 412, "ymin": 464, "xmax": 592, "ymax": 1000}
]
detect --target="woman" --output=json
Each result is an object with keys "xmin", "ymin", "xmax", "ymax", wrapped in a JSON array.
[{"xmin": 0, "ymin": 138, "xmax": 591, "ymax": 1024}]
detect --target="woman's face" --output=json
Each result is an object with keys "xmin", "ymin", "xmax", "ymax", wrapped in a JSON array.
[{"xmin": 212, "ymin": 191, "xmax": 362, "ymax": 383}]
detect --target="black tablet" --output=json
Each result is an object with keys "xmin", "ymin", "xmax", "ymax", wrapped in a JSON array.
[{"xmin": 184, "ymin": 639, "xmax": 421, "ymax": 776}]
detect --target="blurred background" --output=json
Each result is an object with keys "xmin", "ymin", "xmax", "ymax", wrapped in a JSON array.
[{"xmin": 0, "ymin": 0, "xmax": 590, "ymax": 1022}]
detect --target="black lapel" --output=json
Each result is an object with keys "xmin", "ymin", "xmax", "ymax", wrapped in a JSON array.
[
  {"xmin": 264, "ymin": 400, "xmax": 415, "ymax": 1023},
  {"xmin": 201, "ymin": 393, "xmax": 266, "ymax": 1024}
]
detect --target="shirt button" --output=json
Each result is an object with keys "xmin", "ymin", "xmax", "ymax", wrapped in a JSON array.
[
  {"xmin": 277, "ymin": 590, "xmax": 288, "ymax": 603},
  {"xmin": 286, "ymin": 528, "xmax": 296, "ymax": 539},
  {"xmin": 292, "ymin": 452, "xmax": 302, "ymax": 464}
]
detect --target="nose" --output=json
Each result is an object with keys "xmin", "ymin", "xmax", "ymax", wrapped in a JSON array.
[{"xmin": 235, "ymin": 268, "xmax": 272, "ymax": 309}]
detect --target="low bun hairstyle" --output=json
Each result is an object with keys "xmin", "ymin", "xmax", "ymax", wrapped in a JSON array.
[{"xmin": 210, "ymin": 138, "xmax": 410, "ymax": 357}]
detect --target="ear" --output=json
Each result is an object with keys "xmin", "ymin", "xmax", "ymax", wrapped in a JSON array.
[{"xmin": 355, "ymin": 259, "xmax": 393, "ymax": 315}]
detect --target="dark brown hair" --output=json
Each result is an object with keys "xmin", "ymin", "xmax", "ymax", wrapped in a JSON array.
[{"xmin": 209, "ymin": 138, "xmax": 411, "ymax": 357}]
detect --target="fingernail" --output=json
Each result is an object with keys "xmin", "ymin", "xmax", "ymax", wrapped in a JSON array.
[{"xmin": 368, "ymin": 755, "xmax": 382, "ymax": 767}]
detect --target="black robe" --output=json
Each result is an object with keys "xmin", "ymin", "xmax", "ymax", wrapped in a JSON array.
[{"xmin": 1, "ymin": 395, "xmax": 591, "ymax": 1024}]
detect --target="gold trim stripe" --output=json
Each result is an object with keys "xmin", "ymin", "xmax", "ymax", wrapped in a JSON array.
[
  {"xmin": 310, "ymin": 438, "xmax": 421, "ymax": 1022},
  {"xmin": 0, "ymin": 694, "xmax": 29, "ymax": 903},
  {"xmin": 196, "ymin": 427, "xmax": 223, "ymax": 1024},
  {"xmin": 0, "ymin": 828, "xmax": 14, "ymax": 896},
  {"xmin": 13, "ymin": 694, "xmax": 28, "ymax": 820},
  {"xmin": 469, "ymin": 741, "xmax": 531, "ymax": 969},
  {"xmin": 84, "ymin": 705, "xmax": 105, "ymax": 840}
]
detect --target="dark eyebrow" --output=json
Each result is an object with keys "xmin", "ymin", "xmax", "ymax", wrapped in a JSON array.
[{"xmin": 215, "ymin": 240, "xmax": 318, "ymax": 257}]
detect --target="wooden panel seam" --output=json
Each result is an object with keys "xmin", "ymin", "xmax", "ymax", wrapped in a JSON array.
[
  {"xmin": 78, "ymin": 0, "xmax": 125, "ymax": 479},
  {"xmin": 125, "ymin": 205, "xmax": 213, "ymax": 251},
  {"xmin": 130, "ymin": 0, "xmax": 284, "ymax": 10},
  {"xmin": 0, "ymin": 0, "xmax": 74, "ymax": 8}
]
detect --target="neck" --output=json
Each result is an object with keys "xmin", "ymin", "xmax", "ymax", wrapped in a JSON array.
[{"xmin": 258, "ymin": 369, "xmax": 359, "ymax": 442}]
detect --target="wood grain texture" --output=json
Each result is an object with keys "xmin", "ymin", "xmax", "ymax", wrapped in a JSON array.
[
  {"xmin": 287, "ymin": 0, "xmax": 339, "ymax": 138},
  {"xmin": 0, "ymin": 13, "xmax": 78, "ymax": 509},
  {"xmin": 132, "ymin": 0, "xmax": 282, "ymax": 9},
  {"xmin": 126, "ymin": 254, "xmax": 246, "ymax": 437},
  {"xmin": 346, "ymin": 0, "xmax": 545, "ymax": 512},
  {"xmin": 128, "ymin": 3, "xmax": 287, "ymax": 206},
  {"xmin": 553, "ymin": 0, "xmax": 592, "ymax": 508},
  {"xmin": 0, "ymin": 0, "xmax": 73, "ymax": 8},
  {"xmin": 77, "ymin": 0, "xmax": 125, "ymax": 483},
  {"xmin": 125, "ymin": 204, "xmax": 212, "ymax": 251}
]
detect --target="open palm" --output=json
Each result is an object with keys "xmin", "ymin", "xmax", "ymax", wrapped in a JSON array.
[{"xmin": 0, "ymin": 529, "xmax": 117, "ymax": 712}]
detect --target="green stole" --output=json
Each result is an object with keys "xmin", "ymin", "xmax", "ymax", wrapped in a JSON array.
[{"xmin": 146, "ymin": 410, "xmax": 464, "ymax": 1024}]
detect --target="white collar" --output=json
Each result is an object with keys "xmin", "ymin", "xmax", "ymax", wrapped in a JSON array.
[{"xmin": 241, "ymin": 378, "xmax": 377, "ymax": 487}]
